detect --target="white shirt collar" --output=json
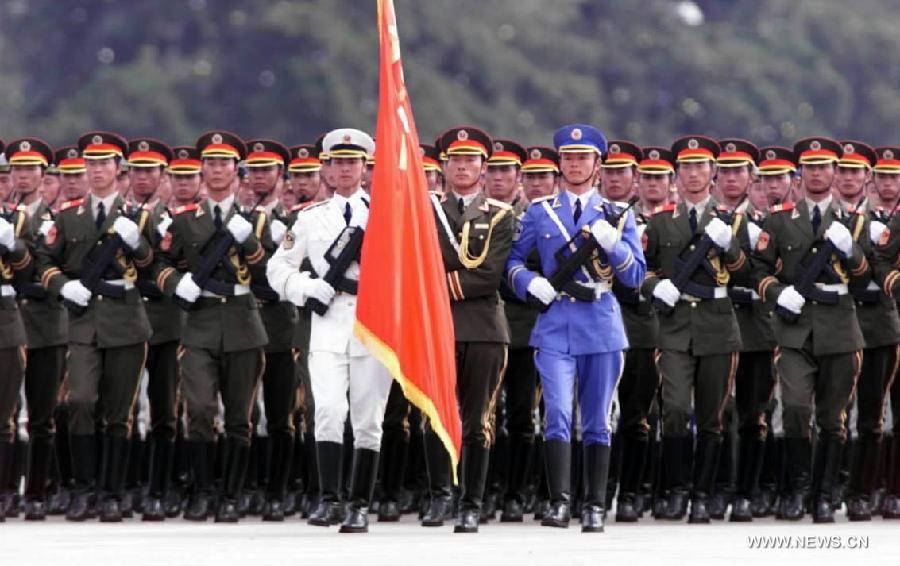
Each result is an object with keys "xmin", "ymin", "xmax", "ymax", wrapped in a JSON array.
[
  {"xmin": 25, "ymin": 197, "xmax": 42, "ymax": 218},
  {"xmin": 450, "ymin": 190, "xmax": 479, "ymax": 208},
  {"xmin": 563, "ymin": 188, "xmax": 596, "ymax": 209},
  {"xmin": 91, "ymin": 192, "xmax": 118, "ymax": 220},
  {"xmin": 805, "ymin": 194, "xmax": 832, "ymax": 218},
  {"xmin": 684, "ymin": 195, "xmax": 710, "ymax": 215},
  {"xmin": 207, "ymin": 193, "xmax": 236, "ymax": 218}
]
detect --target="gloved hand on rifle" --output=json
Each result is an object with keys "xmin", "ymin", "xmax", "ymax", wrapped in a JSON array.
[
  {"xmin": 39, "ymin": 220, "xmax": 55, "ymax": 238},
  {"xmin": 304, "ymin": 278, "xmax": 336, "ymax": 306},
  {"xmin": 869, "ymin": 220, "xmax": 887, "ymax": 245},
  {"xmin": 590, "ymin": 219, "xmax": 618, "ymax": 251},
  {"xmin": 652, "ymin": 278, "xmax": 680, "ymax": 307},
  {"xmin": 112, "ymin": 217, "xmax": 141, "ymax": 250},
  {"xmin": 175, "ymin": 273, "xmax": 201, "ymax": 304},
  {"xmin": 747, "ymin": 222, "xmax": 762, "ymax": 250},
  {"xmin": 0, "ymin": 217, "xmax": 16, "ymax": 249},
  {"xmin": 527, "ymin": 277, "xmax": 557, "ymax": 305},
  {"xmin": 704, "ymin": 217, "xmax": 732, "ymax": 250},
  {"xmin": 61, "ymin": 280, "xmax": 92, "ymax": 307},
  {"xmin": 226, "ymin": 215, "xmax": 253, "ymax": 244},
  {"xmin": 824, "ymin": 222, "xmax": 853, "ymax": 256},
  {"xmin": 156, "ymin": 216, "xmax": 173, "ymax": 238},
  {"xmin": 270, "ymin": 218, "xmax": 287, "ymax": 245},
  {"xmin": 777, "ymin": 285, "xmax": 805, "ymax": 315}
]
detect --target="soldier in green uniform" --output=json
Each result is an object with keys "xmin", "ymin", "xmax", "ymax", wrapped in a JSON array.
[
  {"xmin": 243, "ymin": 139, "xmax": 299, "ymax": 521},
  {"xmin": 36, "ymin": 131, "xmax": 154, "ymax": 522},
  {"xmin": 0, "ymin": 144, "xmax": 34, "ymax": 520},
  {"xmin": 421, "ymin": 126, "xmax": 514, "ymax": 533},
  {"xmin": 604, "ymin": 143, "xmax": 666, "ymax": 522},
  {"xmin": 832, "ymin": 142, "xmax": 900, "ymax": 520},
  {"xmin": 641, "ymin": 135, "xmax": 750, "ymax": 523},
  {"xmin": 151, "ymin": 131, "xmax": 269, "ymax": 522},
  {"xmin": 120, "ymin": 138, "xmax": 184, "ymax": 521},
  {"xmin": 56, "ymin": 147, "xmax": 89, "ymax": 202},
  {"xmin": 4, "ymin": 138, "xmax": 68, "ymax": 521},
  {"xmin": 751, "ymin": 137, "xmax": 869, "ymax": 523}
]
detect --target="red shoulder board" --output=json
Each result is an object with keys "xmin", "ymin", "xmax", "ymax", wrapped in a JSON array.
[
  {"xmin": 649, "ymin": 203, "xmax": 676, "ymax": 216},
  {"xmin": 769, "ymin": 202, "xmax": 795, "ymax": 214},
  {"xmin": 59, "ymin": 198, "xmax": 84, "ymax": 212},
  {"xmin": 291, "ymin": 201, "xmax": 316, "ymax": 213},
  {"xmin": 173, "ymin": 203, "xmax": 200, "ymax": 215}
]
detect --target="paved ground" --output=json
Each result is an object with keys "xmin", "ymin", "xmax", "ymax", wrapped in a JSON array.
[{"xmin": 2, "ymin": 513, "xmax": 899, "ymax": 566}]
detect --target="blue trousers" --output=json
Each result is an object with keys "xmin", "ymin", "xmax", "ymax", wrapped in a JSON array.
[{"xmin": 535, "ymin": 349, "xmax": 624, "ymax": 446}]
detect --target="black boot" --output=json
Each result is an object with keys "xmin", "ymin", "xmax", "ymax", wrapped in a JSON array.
[
  {"xmin": 98, "ymin": 435, "xmax": 130, "ymax": 522},
  {"xmin": 582, "ymin": 443, "xmax": 610, "ymax": 533},
  {"xmin": 616, "ymin": 437, "xmax": 647, "ymax": 522},
  {"xmin": 377, "ymin": 429, "xmax": 407, "ymax": 522},
  {"xmin": 24, "ymin": 437, "xmax": 54, "ymax": 520},
  {"xmin": 308, "ymin": 441, "xmax": 346, "ymax": 526},
  {"xmin": 0, "ymin": 440, "xmax": 14, "ymax": 522},
  {"xmin": 262, "ymin": 433, "xmax": 293, "ymax": 522},
  {"xmin": 340, "ymin": 448, "xmax": 379, "ymax": 533},
  {"xmin": 779, "ymin": 437, "xmax": 811, "ymax": 521},
  {"xmin": 184, "ymin": 440, "xmax": 216, "ymax": 521},
  {"xmin": 847, "ymin": 433, "xmax": 880, "ymax": 522},
  {"xmin": 65, "ymin": 435, "xmax": 98, "ymax": 522},
  {"xmin": 143, "ymin": 437, "xmax": 174, "ymax": 521},
  {"xmin": 455, "ymin": 443, "xmax": 489, "ymax": 533},
  {"xmin": 421, "ymin": 430, "xmax": 452, "ymax": 527},
  {"xmin": 811, "ymin": 435, "xmax": 843, "ymax": 523},
  {"xmin": 660, "ymin": 437, "xmax": 688, "ymax": 520},
  {"xmin": 689, "ymin": 436, "xmax": 721, "ymax": 524},
  {"xmin": 215, "ymin": 437, "xmax": 249, "ymax": 522},
  {"xmin": 540, "ymin": 440, "xmax": 572, "ymax": 528},
  {"xmin": 301, "ymin": 432, "xmax": 319, "ymax": 519},
  {"xmin": 501, "ymin": 435, "xmax": 533, "ymax": 522},
  {"xmin": 730, "ymin": 435, "xmax": 764, "ymax": 522}
]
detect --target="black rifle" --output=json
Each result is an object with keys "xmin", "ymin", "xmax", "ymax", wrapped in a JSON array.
[
  {"xmin": 63, "ymin": 195, "xmax": 152, "ymax": 316},
  {"xmin": 305, "ymin": 225, "xmax": 365, "ymax": 316},
  {"xmin": 775, "ymin": 198, "xmax": 864, "ymax": 323},
  {"xmin": 0, "ymin": 193, "xmax": 26, "ymax": 257},
  {"xmin": 654, "ymin": 194, "xmax": 747, "ymax": 316},
  {"xmin": 527, "ymin": 196, "xmax": 639, "ymax": 312},
  {"xmin": 173, "ymin": 195, "xmax": 266, "ymax": 311}
]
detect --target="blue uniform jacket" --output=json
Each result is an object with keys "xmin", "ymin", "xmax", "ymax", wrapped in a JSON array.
[{"xmin": 505, "ymin": 192, "xmax": 646, "ymax": 355}]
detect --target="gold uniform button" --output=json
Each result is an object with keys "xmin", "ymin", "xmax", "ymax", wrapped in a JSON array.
[
  {"xmin": 220, "ymin": 297, "xmax": 227, "ymax": 304},
  {"xmin": 690, "ymin": 302, "xmax": 697, "ymax": 308},
  {"xmin": 570, "ymin": 297, "xmax": 576, "ymax": 303}
]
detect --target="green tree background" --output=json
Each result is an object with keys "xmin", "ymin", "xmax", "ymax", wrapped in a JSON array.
[{"xmin": 2, "ymin": 0, "xmax": 899, "ymax": 149}]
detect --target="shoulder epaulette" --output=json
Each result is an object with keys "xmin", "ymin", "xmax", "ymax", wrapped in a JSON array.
[
  {"xmin": 649, "ymin": 203, "xmax": 676, "ymax": 216},
  {"xmin": 769, "ymin": 202, "xmax": 795, "ymax": 214},
  {"xmin": 485, "ymin": 197, "xmax": 512, "ymax": 211},
  {"xmin": 530, "ymin": 195, "xmax": 554, "ymax": 204},
  {"xmin": 300, "ymin": 199, "xmax": 330, "ymax": 212},
  {"xmin": 291, "ymin": 201, "xmax": 316, "ymax": 213},
  {"xmin": 59, "ymin": 198, "xmax": 84, "ymax": 212},
  {"xmin": 172, "ymin": 203, "xmax": 200, "ymax": 215}
]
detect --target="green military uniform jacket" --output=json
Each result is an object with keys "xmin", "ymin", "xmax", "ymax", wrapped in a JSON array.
[
  {"xmin": 614, "ymin": 202, "xmax": 658, "ymax": 350},
  {"xmin": 36, "ymin": 194, "xmax": 152, "ymax": 348},
  {"xmin": 751, "ymin": 199, "xmax": 869, "ymax": 356},
  {"xmin": 435, "ymin": 192, "xmax": 513, "ymax": 344},
  {"xmin": 501, "ymin": 196, "xmax": 540, "ymax": 350},
  {"xmin": 731, "ymin": 202, "xmax": 775, "ymax": 353},
  {"xmin": 137, "ymin": 200, "xmax": 184, "ymax": 346},
  {"xmin": 640, "ymin": 197, "xmax": 750, "ymax": 356},
  {"xmin": 151, "ymin": 198, "xmax": 268, "ymax": 353},
  {"xmin": 0, "ymin": 206, "xmax": 32, "ymax": 348},
  {"xmin": 251, "ymin": 201, "xmax": 297, "ymax": 353},
  {"xmin": 19, "ymin": 199, "xmax": 67, "ymax": 349},
  {"xmin": 852, "ymin": 200, "xmax": 900, "ymax": 348}
]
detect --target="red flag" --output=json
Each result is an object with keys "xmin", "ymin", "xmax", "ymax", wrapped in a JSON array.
[{"xmin": 354, "ymin": 0, "xmax": 461, "ymax": 481}]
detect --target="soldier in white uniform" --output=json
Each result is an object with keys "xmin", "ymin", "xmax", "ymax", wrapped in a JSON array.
[{"xmin": 266, "ymin": 128, "xmax": 392, "ymax": 534}]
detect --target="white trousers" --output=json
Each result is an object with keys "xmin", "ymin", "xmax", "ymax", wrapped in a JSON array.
[{"xmin": 308, "ymin": 351, "xmax": 392, "ymax": 450}]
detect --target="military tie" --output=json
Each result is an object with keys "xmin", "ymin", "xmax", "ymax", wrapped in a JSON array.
[
  {"xmin": 811, "ymin": 204, "xmax": 821, "ymax": 236},
  {"xmin": 344, "ymin": 202, "xmax": 353, "ymax": 226},
  {"xmin": 573, "ymin": 198, "xmax": 582, "ymax": 225},
  {"xmin": 457, "ymin": 197, "xmax": 465, "ymax": 216},
  {"xmin": 689, "ymin": 207, "xmax": 698, "ymax": 235},
  {"xmin": 95, "ymin": 201, "xmax": 106, "ymax": 230},
  {"xmin": 213, "ymin": 204, "xmax": 223, "ymax": 231}
]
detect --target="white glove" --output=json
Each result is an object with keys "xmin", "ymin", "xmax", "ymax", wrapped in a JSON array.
[
  {"xmin": 870, "ymin": 220, "xmax": 887, "ymax": 245},
  {"xmin": 704, "ymin": 217, "xmax": 732, "ymax": 250},
  {"xmin": 305, "ymin": 279, "xmax": 336, "ymax": 305},
  {"xmin": 652, "ymin": 278, "xmax": 680, "ymax": 307},
  {"xmin": 270, "ymin": 219, "xmax": 287, "ymax": 245},
  {"xmin": 61, "ymin": 280, "xmax": 92, "ymax": 306},
  {"xmin": 747, "ymin": 222, "xmax": 762, "ymax": 250},
  {"xmin": 590, "ymin": 219, "xmax": 618, "ymax": 251},
  {"xmin": 777, "ymin": 285, "xmax": 805, "ymax": 315},
  {"xmin": 0, "ymin": 217, "xmax": 15, "ymax": 249},
  {"xmin": 174, "ymin": 273, "xmax": 201, "ymax": 303},
  {"xmin": 226, "ymin": 215, "xmax": 252, "ymax": 243},
  {"xmin": 156, "ymin": 216, "xmax": 173, "ymax": 238},
  {"xmin": 112, "ymin": 217, "xmax": 140, "ymax": 249},
  {"xmin": 39, "ymin": 220, "xmax": 55, "ymax": 238},
  {"xmin": 526, "ymin": 277, "xmax": 557, "ymax": 305},
  {"xmin": 824, "ymin": 222, "xmax": 853, "ymax": 256}
]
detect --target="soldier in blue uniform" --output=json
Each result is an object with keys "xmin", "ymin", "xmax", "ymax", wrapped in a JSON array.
[{"xmin": 505, "ymin": 124, "xmax": 646, "ymax": 532}]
